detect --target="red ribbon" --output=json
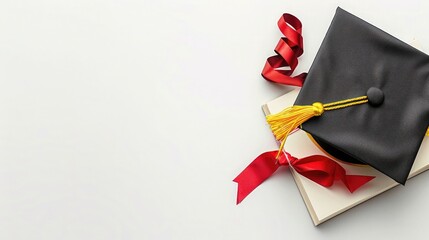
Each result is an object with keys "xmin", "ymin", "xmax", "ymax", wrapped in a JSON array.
[
  {"xmin": 261, "ymin": 13, "xmax": 307, "ymax": 87},
  {"xmin": 234, "ymin": 151, "xmax": 375, "ymax": 204}
]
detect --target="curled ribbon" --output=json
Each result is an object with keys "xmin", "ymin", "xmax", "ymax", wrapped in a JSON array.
[
  {"xmin": 234, "ymin": 151, "xmax": 375, "ymax": 204},
  {"xmin": 261, "ymin": 13, "xmax": 307, "ymax": 87}
]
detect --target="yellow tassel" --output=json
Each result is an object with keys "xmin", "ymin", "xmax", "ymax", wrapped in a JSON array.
[
  {"xmin": 267, "ymin": 102, "xmax": 325, "ymax": 158},
  {"xmin": 426, "ymin": 128, "xmax": 429, "ymax": 136},
  {"xmin": 266, "ymin": 95, "xmax": 369, "ymax": 159}
]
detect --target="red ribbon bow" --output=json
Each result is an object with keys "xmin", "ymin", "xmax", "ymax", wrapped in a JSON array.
[
  {"xmin": 234, "ymin": 151, "xmax": 375, "ymax": 204},
  {"xmin": 261, "ymin": 14, "xmax": 307, "ymax": 87}
]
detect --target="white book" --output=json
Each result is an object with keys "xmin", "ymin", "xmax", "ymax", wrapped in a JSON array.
[{"xmin": 262, "ymin": 89, "xmax": 429, "ymax": 226}]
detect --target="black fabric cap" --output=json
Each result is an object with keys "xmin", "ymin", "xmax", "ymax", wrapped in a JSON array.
[{"xmin": 295, "ymin": 7, "xmax": 429, "ymax": 184}]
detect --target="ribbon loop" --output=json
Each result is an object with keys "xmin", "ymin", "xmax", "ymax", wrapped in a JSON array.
[
  {"xmin": 278, "ymin": 14, "xmax": 303, "ymax": 48},
  {"xmin": 261, "ymin": 13, "xmax": 307, "ymax": 87}
]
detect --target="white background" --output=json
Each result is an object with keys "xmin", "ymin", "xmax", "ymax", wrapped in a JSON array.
[{"xmin": 1, "ymin": 0, "xmax": 429, "ymax": 239}]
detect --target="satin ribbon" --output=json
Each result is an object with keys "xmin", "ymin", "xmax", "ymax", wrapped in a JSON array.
[
  {"xmin": 261, "ymin": 13, "xmax": 307, "ymax": 87},
  {"xmin": 234, "ymin": 151, "xmax": 375, "ymax": 204}
]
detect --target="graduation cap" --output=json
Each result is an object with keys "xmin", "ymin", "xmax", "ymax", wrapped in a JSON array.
[{"xmin": 267, "ymin": 7, "xmax": 429, "ymax": 184}]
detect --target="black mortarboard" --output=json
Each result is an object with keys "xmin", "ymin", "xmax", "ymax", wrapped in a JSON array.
[{"xmin": 266, "ymin": 7, "xmax": 429, "ymax": 184}]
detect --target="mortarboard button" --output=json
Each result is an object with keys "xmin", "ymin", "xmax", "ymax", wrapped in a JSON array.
[{"xmin": 366, "ymin": 87, "xmax": 384, "ymax": 106}]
